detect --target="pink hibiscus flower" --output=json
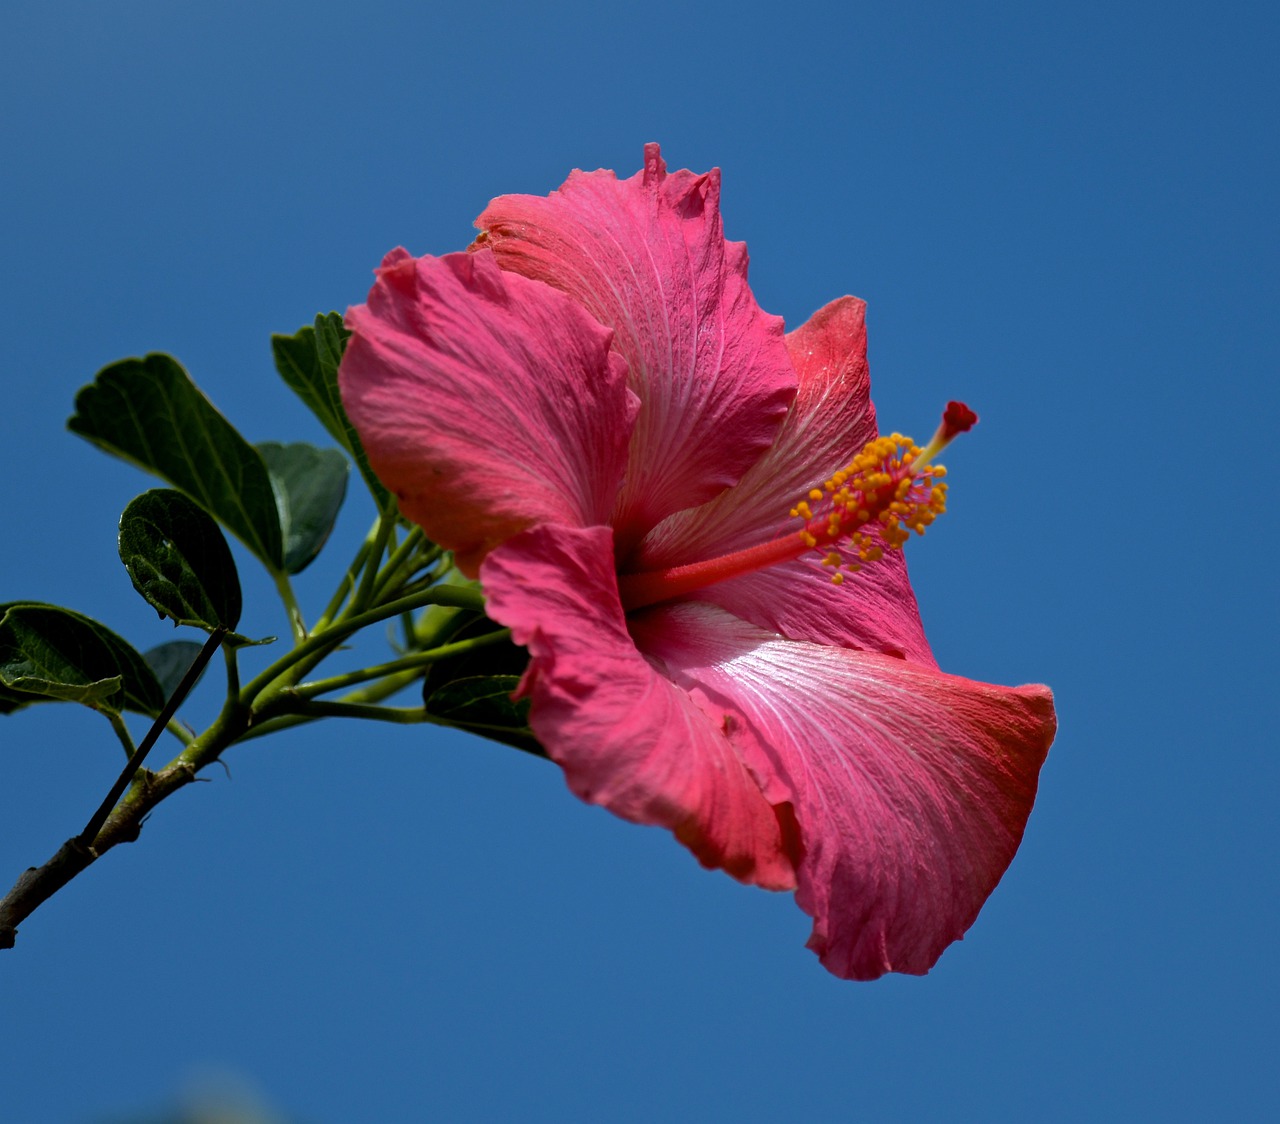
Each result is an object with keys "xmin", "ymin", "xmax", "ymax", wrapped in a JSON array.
[{"xmin": 339, "ymin": 144, "xmax": 1056, "ymax": 980}]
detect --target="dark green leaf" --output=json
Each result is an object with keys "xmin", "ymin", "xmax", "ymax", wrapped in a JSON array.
[
  {"xmin": 428, "ymin": 675, "xmax": 529, "ymax": 726},
  {"xmin": 0, "ymin": 686, "xmax": 37, "ymax": 714},
  {"xmin": 419, "ymin": 616, "xmax": 526, "ymax": 686},
  {"xmin": 68, "ymin": 354, "xmax": 284, "ymax": 569},
  {"xmin": 224, "ymin": 632, "xmax": 277, "ymax": 650},
  {"xmin": 271, "ymin": 315, "xmax": 389, "ymax": 504},
  {"xmin": 0, "ymin": 675, "xmax": 120, "ymax": 713},
  {"xmin": 143, "ymin": 640, "xmax": 209, "ymax": 699},
  {"xmin": 256, "ymin": 442, "xmax": 349, "ymax": 573},
  {"xmin": 426, "ymin": 675, "xmax": 543, "ymax": 757},
  {"xmin": 119, "ymin": 489, "xmax": 242, "ymax": 631},
  {"xmin": 269, "ymin": 314, "xmax": 350, "ymax": 446},
  {"xmin": 0, "ymin": 603, "xmax": 164, "ymax": 716}
]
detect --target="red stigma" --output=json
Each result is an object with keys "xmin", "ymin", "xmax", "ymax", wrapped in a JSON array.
[{"xmin": 941, "ymin": 401, "xmax": 978, "ymax": 439}]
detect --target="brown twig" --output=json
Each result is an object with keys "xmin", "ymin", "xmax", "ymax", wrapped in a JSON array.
[
  {"xmin": 0, "ymin": 628, "xmax": 226, "ymax": 949},
  {"xmin": 0, "ymin": 584, "xmax": 491, "ymax": 948}
]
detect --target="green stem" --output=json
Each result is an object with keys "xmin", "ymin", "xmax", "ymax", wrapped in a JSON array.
[
  {"xmin": 313, "ymin": 531, "xmax": 377, "ymax": 632},
  {"xmin": 0, "ymin": 542, "xmax": 496, "ymax": 947},
  {"xmin": 279, "ymin": 700, "xmax": 430, "ymax": 724},
  {"xmin": 232, "ymin": 713, "xmax": 313, "ymax": 741},
  {"xmin": 292, "ymin": 628, "xmax": 512, "ymax": 699},
  {"xmin": 236, "ymin": 702, "xmax": 536, "ymax": 746},
  {"xmin": 105, "ymin": 712, "xmax": 137, "ymax": 760},
  {"xmin": 236, "ymin": 637, "xmax": 490, "ymax": 743},
  {"xmin": 79, "ymin": 629, "xmax": 229, "ymax": 846},
  {"xmin": 335, "ymin": 586, "xmax": 485, "ymax": 643},
  {"xmin": 223, "ymin": 643, "xmax": 240, "ymax": 698},
  {"xmin": 349, "ymin": 503, "xmax": 399, "ymax": 616},
  {"xmin": 272, "ymin": 569, "xmax": 308, "ymax": 643},
  {"xmin": 165, "ymin": 718, "xmax": 195, "ymax": 748},
  {"xmin": 372, "ymin": 525, "xmax": 427, "ymax": 601},
  {"xmin": 0, "ymin": 524, "xmax": 498, "ymax": 947},
  {"xmin": 240, "ymin": 584, "xmax": 486, "ymax": 712}
]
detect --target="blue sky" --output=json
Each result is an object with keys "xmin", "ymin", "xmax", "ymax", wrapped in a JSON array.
[{"xmin": 2, "ymin": 1, "xmax": 1276, "ymax": 1120}]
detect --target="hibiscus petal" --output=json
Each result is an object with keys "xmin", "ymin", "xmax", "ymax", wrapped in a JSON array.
[
  {"xmin": 638, "ymin": 297, "xmax": 878, "ymax": 563},
  {"xmin": 633, "ymin": 296, "xmax": 934, "ymax": 663},
  {"xmin": 475, "ymin": 144, "xmax": 796, "ymax": 552},
  {"xmin": 340, "ymin": 249, "xmax": 636, "ymax": 575},
  {"xmin": 632, "ymin": 601, "xmax": 1056, "ymax": 981},
  {"xmin": 480, "ymin": 523, "xmax": 800, "ymax": 890},
  {"xmin": 696, "ymin": 552, "xmax": 936, "ymax": 667}
]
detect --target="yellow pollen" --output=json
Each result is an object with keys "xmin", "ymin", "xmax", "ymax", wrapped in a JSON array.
[
  {"xmin": 787, "ymin": 431, "xmax": 952, "ymax": 582},
  {"xmin": 616, "ymin": 404, "xmax": 972, "ymax": 615}
]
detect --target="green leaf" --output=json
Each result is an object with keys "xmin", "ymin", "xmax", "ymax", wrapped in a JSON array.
[
  {"xmin": 428, "ymin": 674, "xmax": 529, "ymax": 725},
  {"xmin": 0, "ymin": 675, "xmax": 120, "ymax": 713},
  {"xmin": 269, "ymin": 314, "xmax": 350, "ymax": 445},
  {"xmin": 68, "ymin": 354, "xmax": 284, "ymax": 569},
  {"xmin": 0, "ymin": 603, "xmax": 164, "ymax": 716},
  {"xmin": 224, "ymin": 633, "xmax": 277, "ymax": 650},
  {"xmin": 271, "ymin": 315, "xmax": 389, "ymax": 504},
  {"xmin": 426, "ymin": 675, "xmax": 543, "ymax": 757},
  {"xmin": 119, "ymin": 489, "xmax": 243, "ymax": 631},
  {"xmin": 256, "ymin": 442, "xmax": 349, "ymax": 574},
  {"xmin": 143, "ymin": 640, "xmax": 209, "ymax": 699}
]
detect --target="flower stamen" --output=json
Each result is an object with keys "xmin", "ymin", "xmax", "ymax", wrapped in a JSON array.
[
  {"xmin": 792, "ymin": 432, "xmax": 946, "ymax": 578},
  {"xmin": 617, "ymin": 402, "xmax": 976, "ymax": 611}
]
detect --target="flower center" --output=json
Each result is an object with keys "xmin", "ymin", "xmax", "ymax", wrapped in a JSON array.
[{"xmin": 616, "ymin": 401, "xmax": 977, "ymax": 613}]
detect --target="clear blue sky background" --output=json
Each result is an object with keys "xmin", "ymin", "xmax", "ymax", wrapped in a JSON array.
[{"xmin": 2, "ymin": 2, "xmax": 1276, "ymax": 1120}]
